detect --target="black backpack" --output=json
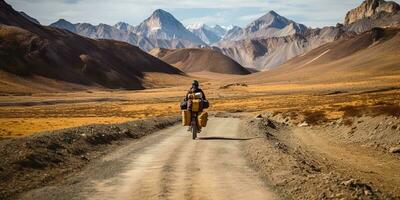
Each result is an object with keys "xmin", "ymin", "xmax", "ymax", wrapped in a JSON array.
[
  {"xmin": 202, "ymin": 100, "xmax": 209, "ymax": 109},
  {"xmin": 180, "ymin": 100, "xmax": 188, "ymax": 110}
]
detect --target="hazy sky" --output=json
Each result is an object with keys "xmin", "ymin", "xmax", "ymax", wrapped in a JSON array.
[{"xmin": 6, "ymin": 0, "xmax": 400, "ymax": 28}]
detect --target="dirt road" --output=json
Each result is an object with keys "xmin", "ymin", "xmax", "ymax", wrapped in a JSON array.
[{"xmin": 19, "ymin": 118, "xmax": 277, "ymax": 200}]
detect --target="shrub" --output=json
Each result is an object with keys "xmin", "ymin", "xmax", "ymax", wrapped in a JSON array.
[
  {"xmin": 302, "ymin": 110, "xmax": 328, "ymax": 125},
  {"xmin": 373, "ymin": 104, "xmax": 400, "ymax": 117},
  {"xmin": 339, "ymin": 105, "xmax": 363, "ymax": 118}
]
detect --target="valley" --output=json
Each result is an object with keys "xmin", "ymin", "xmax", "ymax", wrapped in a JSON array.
[{"xmin": 0, "ymin": 0, "xmax": 400, "ymax": 199}]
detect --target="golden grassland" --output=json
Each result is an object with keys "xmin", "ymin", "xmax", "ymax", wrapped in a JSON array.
[{"xmin": 0, "ymin": 80, "xmax": 399, "ymax": 138}]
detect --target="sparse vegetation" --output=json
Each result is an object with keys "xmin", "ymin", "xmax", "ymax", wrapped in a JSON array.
[
  {"xmin": 0, "ymin": 80, "xmax": 399, "ymax": 137},
  {"xmin": 338, "ymin": 103, "xmax": 400, "ymax": 119},
  {"xmin": 219, "ymin": 83, "xmax": 248, "ymax": 89},
  {"xmin": 373, "ymin": 103, "xmax": 400, "ymax": 117},
  {"xmin": 302, "ymin": 110, "xmax": 328, "ymax": 125},
  {"xmin": 339, "ymin": 105, "xmax": 364, "ymax": 118}
]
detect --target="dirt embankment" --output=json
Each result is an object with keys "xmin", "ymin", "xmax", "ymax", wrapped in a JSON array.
[
  {"xmin": 0, "ymin": 116, "xmax": 179, "ymax": 200},
  {"xmin": 240, "ymin": 114, "xmax": 400, "ymax": 199}
]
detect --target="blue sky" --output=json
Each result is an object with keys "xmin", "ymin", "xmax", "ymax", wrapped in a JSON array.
[{"xmin": 6, "ymin": 0, "xmax": 400, "ymax": 28}]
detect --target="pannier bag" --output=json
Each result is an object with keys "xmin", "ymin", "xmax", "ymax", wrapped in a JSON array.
[
  {"xmin": 190, "ymin": 99, "xmax": 202, "ymax": 112},
  {"xmin": 182, "ymin": 110, "xmax": 191, "ymax": 126},
  {"xmin": 198, "ymin": 112, "xmax": 208, "ymax": 127},
  {"xmin": 202, "ymin": 100, "xmax": 209, "ymax": 109},
  {"xmin": 180, "ymin": 100, "xmax": 187, "ymax": 110}
]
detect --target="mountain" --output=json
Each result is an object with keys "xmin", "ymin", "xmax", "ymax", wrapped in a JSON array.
[
  {"xmin": 216, "ymin": 26, "xmax": 350, "ymax": 70},
  {"xmin": 237, "ymin": 27, "xmax": 400, "ymax": 84},
  {"xmin": 133, "ymin": 9, "xmax": 204, "ymax": 45},
  {"xmin": 114, "ymin": 22, "xmax": 135, "ymax": 32},
  {"xmin": 50, "ymin": 19, "xmax": 159, "ymax": 51},
  {"xmin": 50, "ymin": 19, "xmax": 76, "ymax": 32},
  {"xmin": 223, "ymin": 26, "xmax": 243, "ymax": 40},
  {"xmin": 149, "ymin": 48, "xmax": 251, "ymax": 75},
  {"xmin": 344, "ymin": 0, "xmax": 400, "ymax": 33},
  {"xmin": 224, "ymin": 11, "xmax": 308, "ymax": 41},
  {"xmin": 50, "ymin": 9, "xmax": 206, "ymax": 51},
  {"xmin": 215, "ymin": 11, "xmax": 344, "ymax": 70},
  {"xmin": 187, "ymin": 23, "xmax": 222, "ymax": 44},
  {"xmin": 215, "ymin": 0, "xmax": 400, "ymax": 71},
  {"xmin": 19, "ymin": 11, "xmax": 40, "ymax": 24},
  {"xmin": 211, "ymin": 25, "xmax": 228, "ymax": 37},
  {"xmin": 51, "ymin": 20, "xmax": 136, "ymax": 42},
  {"xmin": 0, "ymin": 0, "xmax": 184, "ymax": 93}
]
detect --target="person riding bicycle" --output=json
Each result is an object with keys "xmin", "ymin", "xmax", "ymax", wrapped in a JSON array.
[
  {"xmin": 184, "ymin": 80, "xmax": 206, "ymax": 101},
  {"xmin": 184, "ymin": 80, "xmax": 207, "ymax": 132}
]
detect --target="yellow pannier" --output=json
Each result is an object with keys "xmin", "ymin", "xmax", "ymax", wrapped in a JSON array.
[
  {"xmin": 191, "ymin": 99, "xmax": 202, "ymax": 112},
  {"xmin": 198, "ymin": 112, "xmax": 208, "ymax": 127},
  {"xmin": 182, "ymin": 110, "xmax": 191, "ymax": 126}
]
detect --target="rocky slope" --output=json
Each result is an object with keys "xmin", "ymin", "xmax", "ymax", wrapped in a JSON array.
[
  {"xmin": 215, "ymin": 0, "xmax": 400, "ymax": 71},
  {"xmin": 150, "ymin": 48, "xmax": 250, "ymax": 75},
  {"xmin": 216, "ymin": 25, "xmax": 349, "ymax": 70},
  {"xmin": 344, "ymin": 0, "xmax": 400, "ymax": 33},
  {"xmin": 0, "ymin": 0, "xmax": 184, "ymax": 92},
  {"xmin": 237, "ymin": 27, "xmax": 400, "ymax": 83},
  {"xmin": 19, "ymin": 12, "xmax": 40, "ymax": 24},
  {"xmin": 345, "ymin": 0, "xmax": 400, "ymax": 25}
]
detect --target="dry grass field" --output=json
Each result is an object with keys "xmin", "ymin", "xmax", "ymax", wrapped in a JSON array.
[{"xmin": 1, "ymin": 75, "xmax": 399, "ymax": 138}]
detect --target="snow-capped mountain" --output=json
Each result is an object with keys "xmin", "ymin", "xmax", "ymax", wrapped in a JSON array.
[
  {"xmin": 224, "ymin": 10, "xmax": 308, "ymax": 41},
  {"xmin": 50, "ymin": 10, "xmax": 206, "ymax": 51},
  {"xmin": 186, "ymin": 23, "xmax": 222, "ymax": 44},
  {"xmin": 186, "ymin": 23, "xmax": 206, "ymax": 30},
  {"xmin": 132, "ymin": 9, "xmax": 204, "ymax": 45},
  {"xmin": 186, "ymin": 23, "xmax": 234, "ymax": 44},
  {"xmin": 211, "ymin": 25, "xmax": 228, "ymax": 37},
  {"xmin": 223, "ymin": 26, "xmax": 243, "ymax": 40},
  {"xmin": 49, "ymin": 1, "xmax": 400, "ymax": 71},
  {"xmin": 114, "ymin": 22, "xmax": 135, "ymax": 32}
]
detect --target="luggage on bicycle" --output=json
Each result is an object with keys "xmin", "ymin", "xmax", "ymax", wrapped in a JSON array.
[
  {"xmin": 198, "ymin": 112, "xmax": 208, "ymax": 127},
  {"xmin": 182, "ymin": 110, "xmax": 191, "ymax": 126},
  {"xmin": 190, "ymin": 99, "xmax": 202, "ymax": 112},
  {"xmin": 180, "ymin": 100, "xmax": 187, "ymax": 110},
  {"xmin": 202, "ymin": 100, "xmax": 209, "ymax": 109}
]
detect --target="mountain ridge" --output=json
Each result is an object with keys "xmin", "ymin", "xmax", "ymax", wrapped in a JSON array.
[
  {"xmin": 150, "ymin": 48, "xmax": 251, "ymax": 75},
  {"xmin": 0, "ymin": 0, "xmax": 185, "ymax": 92},
  {"xmin": 13, "ymin": 0, "xmax": 400, "ymax": 72}
]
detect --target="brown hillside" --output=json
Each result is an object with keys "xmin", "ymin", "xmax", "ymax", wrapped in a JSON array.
[
  {"xmin": 238, "ymin": 27, "xmax": 400, "ymax": 84},
  {"xmin": 150, "ymin": 48, "xmax": 251, "ymax": 75},
  {"xmin": 0, "ymin": 1, "xmax": 184, "ymax": 93}
]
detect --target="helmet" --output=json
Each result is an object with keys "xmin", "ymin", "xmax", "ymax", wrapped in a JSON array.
[{"xmin": 192, "ymin": 80, "xmax": 199, "ymax": 88}]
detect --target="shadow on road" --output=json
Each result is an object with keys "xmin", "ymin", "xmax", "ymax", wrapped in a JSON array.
[{"xmin": 197, "ymin": 136, "xmax": 259, "ymax": 141}]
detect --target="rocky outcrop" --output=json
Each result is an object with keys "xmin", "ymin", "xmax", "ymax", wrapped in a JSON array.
[{"xmin": 345, "ymin": 0, "xmax": 400, "ymax": 25}]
